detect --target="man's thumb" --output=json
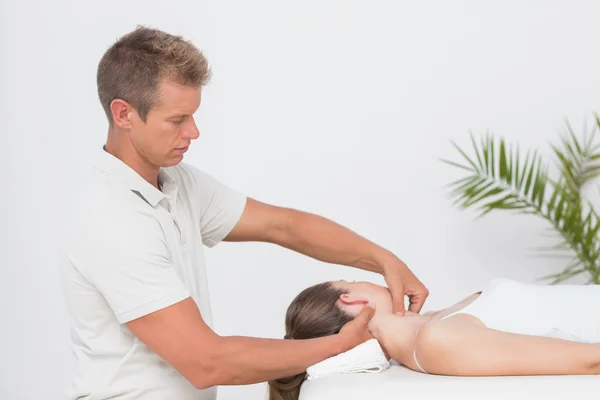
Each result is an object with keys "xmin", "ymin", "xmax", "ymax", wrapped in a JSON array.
[
  {"xmin": 393, "ymin": 300, "xmax": 406, "ymax": 316},
  {"xmin": 357, "ymin": 305, "xmax": 376, "ymax": 322}
]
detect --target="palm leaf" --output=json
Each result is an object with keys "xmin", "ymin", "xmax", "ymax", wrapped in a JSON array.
[
  {"xmin": 551, "ymin": 116, "xmax": 600, "ymax": 196},
  {"xmin": 442, "ymin": 117, "xmax": 600, "ymax": 284},
  {"xmin": 443, "ymin": 133, "xmax": 548, "ymax": 219}
]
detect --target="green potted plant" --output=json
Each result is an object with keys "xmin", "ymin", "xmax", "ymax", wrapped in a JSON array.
[{"xmin": 442, "ymin": 115, "xmax": 600, "ymax": 284}]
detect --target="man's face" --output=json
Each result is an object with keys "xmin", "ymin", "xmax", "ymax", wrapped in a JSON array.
[{"xmin": 129, "ymin": 79, "xmax": 202, "ymax": 168}]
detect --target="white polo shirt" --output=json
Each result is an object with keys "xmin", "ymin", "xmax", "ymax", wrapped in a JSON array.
[{"xmin": 59, "ymin": 148, "xmax": 247, "ymax": 400}]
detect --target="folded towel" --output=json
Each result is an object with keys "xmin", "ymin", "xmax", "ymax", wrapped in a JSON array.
[{"xmin": 306, "ymin": 339, "xmax": 391, "ymax": 380}]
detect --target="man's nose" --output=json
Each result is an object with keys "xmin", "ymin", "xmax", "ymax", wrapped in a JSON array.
[{"xmin": 183, "ymin": 117, "xmax": 200, "ymax": 140}]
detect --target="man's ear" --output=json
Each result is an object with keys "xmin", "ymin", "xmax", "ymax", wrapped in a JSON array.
[
  {"xmin": 111, "ymin": 99, "xmax": 135, "ymax": 129},
  {"xmin": 339, "ymin": 293, "xmax": 370, "ymax": 306}
]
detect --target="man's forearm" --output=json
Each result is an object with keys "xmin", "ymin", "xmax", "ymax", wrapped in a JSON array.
[
  {"xmin": 203, "ymin": 334, "xmax": 349, "ymax": 387},
  {"xmin": 277, "ymin": 208, "xmax": 401, "ymax": 273}
]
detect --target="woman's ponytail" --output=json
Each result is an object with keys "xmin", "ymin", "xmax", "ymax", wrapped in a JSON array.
[
  {"xmin": 267, "ymin": 372, "xmax": 307, "ymax": 400},
  {"xmin": 266, "ymin": 281, "xmax": 354, "ymax": 400}
]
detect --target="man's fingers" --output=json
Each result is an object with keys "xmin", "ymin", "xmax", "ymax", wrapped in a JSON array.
[
  {"xmin": 390, "ymin": 286, "xmax": 406, "ymax": 316},
  {"xmin": 408, "ymin": 288, "xmax": 430, "ymax": 313},
  {"xmin": 408, "ymin": 297, "xmax": 424, "ymax": 313},
  {"xmin": 393, "ymin": 296, "xmax": 406, "ymax": 315},
  {"xmin": 351, "ymin": 306, "xmax": 375, "ymax": 329},
  {"xmin": 356, "ymin": 305, "xmax": 376, "ymax": 323}
]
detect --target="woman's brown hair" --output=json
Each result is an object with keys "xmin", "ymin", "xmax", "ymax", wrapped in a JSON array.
[{"xmin": 268, "ymin": 282, "xmax": 354, "ymax": 400}]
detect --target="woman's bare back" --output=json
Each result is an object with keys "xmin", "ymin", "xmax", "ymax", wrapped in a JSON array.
[{"xmin": 371, "ymin": 279, "xmax": 600, "ymax": 377}]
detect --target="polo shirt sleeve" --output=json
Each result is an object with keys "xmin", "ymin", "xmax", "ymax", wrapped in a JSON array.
[
  {"xmin": 73, "ymin": 208, "xmax": 190, "ymax": 324},
  {"xmin": 184, "ymin": 165, "xmax": 247, "ymax": 248}
]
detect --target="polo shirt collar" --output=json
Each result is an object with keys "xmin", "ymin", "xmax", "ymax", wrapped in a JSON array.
[{"xmin": 96, "ymin": 146, "xmax": 176, "ymax": 208}]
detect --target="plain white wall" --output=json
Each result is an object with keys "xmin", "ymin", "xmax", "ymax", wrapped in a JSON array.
[{"xmin": 2, "ymin": 1, "xmax": 599, "ymax": 398}]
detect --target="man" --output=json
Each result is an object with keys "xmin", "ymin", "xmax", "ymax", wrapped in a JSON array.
[{"xmin": 59, "ymin": 26, "xmax": 428, "ymax": 399}]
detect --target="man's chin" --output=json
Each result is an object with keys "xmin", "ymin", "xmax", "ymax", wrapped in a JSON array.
[{"xmin": 162, "ymin": 155, "xmax": 185, "ymax": 167}]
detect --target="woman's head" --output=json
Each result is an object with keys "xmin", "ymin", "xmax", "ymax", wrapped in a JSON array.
[
  {"xmin": 333, "ymin": 280, "xmax": 395, "ymax": 316},
  {"xmin": 268, "ymin": 281, "xmax": 352, "ymax": 400},
  {"xmin": 268, "ymin": 280, "xmax": 393, "ymax": 400}
]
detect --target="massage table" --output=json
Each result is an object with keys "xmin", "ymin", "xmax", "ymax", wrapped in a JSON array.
[{"xmin": 299, "ymin": 362, "xmax": 599, "ymax": 400}]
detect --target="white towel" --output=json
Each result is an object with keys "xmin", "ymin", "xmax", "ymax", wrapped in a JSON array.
[
  {"xmin": 543, "ymin": 328, "xmax": 590, "ymax": 343},
  {"xmin": 305, "ymin": 339, "xmax": 391, "ymax": 380}
]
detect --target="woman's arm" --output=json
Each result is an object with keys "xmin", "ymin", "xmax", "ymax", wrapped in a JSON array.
[{"xmin": 415, "ymin": 316, "xmax": 600, "ymax": 376}]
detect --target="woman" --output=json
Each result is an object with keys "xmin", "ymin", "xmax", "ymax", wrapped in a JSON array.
[{"xmin": 268, "ymin": 278, "xmax": 600, "ymax": 400}]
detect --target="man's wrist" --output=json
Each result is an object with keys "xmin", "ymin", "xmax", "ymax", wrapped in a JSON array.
[
  {"xmin": 375, "ymin": 250, "xmax": 407, "ymax": 275},
  {"xmin": 334, "ymin": 331, "xmax": 355, "ymax": 353}
]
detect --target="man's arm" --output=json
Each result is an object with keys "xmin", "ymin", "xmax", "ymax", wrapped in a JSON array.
[
  {"xmin": 224, "ymin": 198, "xmax": 428, "ymax": 314},
  {"xmin": 414, "ymin": 316, "xmax": 600, "ymax": 376},
  {"xmin": 224, "ymin": 198, "xmax": 394, "ymax": 272},
  {"xmin": 126, "ymin": 297, "xmax": 375, "ymax": 389}
]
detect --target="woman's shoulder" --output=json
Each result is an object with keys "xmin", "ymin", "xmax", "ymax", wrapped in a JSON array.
[
  {"xmin": 411, "ymin": 314, "xmax": 487, "ymax": 374},
  {"xmin": 415, "ymin": 313, "xmax": 487, "ymax": 359}
]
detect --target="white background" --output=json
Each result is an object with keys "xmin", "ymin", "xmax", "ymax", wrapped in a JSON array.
[{"xmin": 2, "ymin": 1, "xmax": 599, "ymax": 399}]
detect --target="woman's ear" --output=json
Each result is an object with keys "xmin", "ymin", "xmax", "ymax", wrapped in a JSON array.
[{"xmin": 339, "ymin": 293, "xmax": 370, "ymax": 305}]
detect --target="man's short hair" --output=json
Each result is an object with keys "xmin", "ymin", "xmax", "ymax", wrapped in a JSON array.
[{"xmin": 97, "ymin": 26, "xmax": 211, "ymax": 126}]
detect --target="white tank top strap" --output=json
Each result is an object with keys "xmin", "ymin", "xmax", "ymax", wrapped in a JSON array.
[
  {"xmin": 441, "ymin": 310, "xmax": 461, "ymax": 320},
  {"xmin": 413, "ymin": 349, "xmax": 428, "ymax": 374}
]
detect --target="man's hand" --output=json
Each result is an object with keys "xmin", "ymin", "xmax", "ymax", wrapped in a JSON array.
[
  {"xmin": 222, "ymin": 200, "xmax": 429, "ymax": 315},
  {"xmin": 337, "ymin": 306, "xmax": 376, "ymax": 351},
  {"xmin": 126, "ymin": 297, "xmax": 374, "ymax": 388},
  {"xmin": 383, "ymin": 260, "xmax": 429, "ymax": 315}
]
